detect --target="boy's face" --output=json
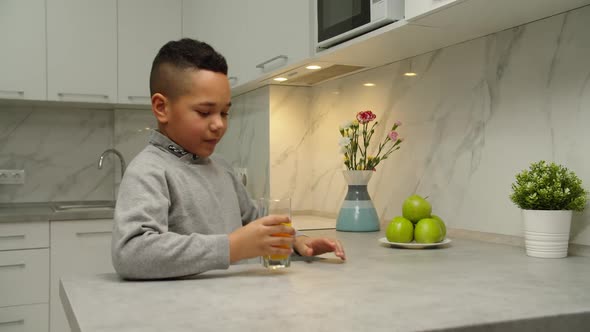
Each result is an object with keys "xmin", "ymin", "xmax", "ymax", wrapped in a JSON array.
[{"xmin": 153, "ymin": 69, "xmax": 231, "ymax": 157}]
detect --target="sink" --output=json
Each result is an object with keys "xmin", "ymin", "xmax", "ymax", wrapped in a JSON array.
[{"xmin": 51, "ymin": 201, "xmax": 115, "ymax": 212}]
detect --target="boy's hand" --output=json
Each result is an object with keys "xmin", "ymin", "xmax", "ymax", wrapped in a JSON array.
[
  {"xmin": 228, "ymin": 215, "xmax": 294, "ymax": 263},
  {"xmin": 294, "ymin": 236, "xmax": 346, "ymax": 261}
]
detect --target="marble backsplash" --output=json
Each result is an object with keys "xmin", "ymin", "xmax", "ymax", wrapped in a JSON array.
[
  {"xmin": 0, "ymin": 105, "xmax": 115, "ymax": 202},
  {"xmin": 1, "ymin": 5, "xmax": 588, "ymax": 247},
  {"xmin": 215, "ymin": 87, "xmax": 271, "ymax": 200},
  {"xmin": 267, "ymin": 6, "xmax": 590, "ymax": 245},
  {"xmin": 113, "ymin": 108, "xmax": 156, "ymax": 190}
]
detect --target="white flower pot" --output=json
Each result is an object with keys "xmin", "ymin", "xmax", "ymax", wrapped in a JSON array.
[{"xmin": 522, "ymin": 210, "xmax": 573, "ymax": 258}]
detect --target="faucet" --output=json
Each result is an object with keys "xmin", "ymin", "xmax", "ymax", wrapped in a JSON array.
[{"xmin": 98, "ymin": 149, "xmax": 127, "ymax": 175}]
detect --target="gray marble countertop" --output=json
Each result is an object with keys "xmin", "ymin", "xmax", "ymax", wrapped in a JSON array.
[
  {"xmin": 0, "ymin": 200, "xmax": 115, "ymax": 222},
  {"xmin": 60, "ymin": 230, "xmax": 590, "ymax": 332}
]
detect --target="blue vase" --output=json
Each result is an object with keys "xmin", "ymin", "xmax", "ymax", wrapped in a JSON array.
[{"xmin": 336, "ymin": 170, "xmax": 380, "ymax": 232}]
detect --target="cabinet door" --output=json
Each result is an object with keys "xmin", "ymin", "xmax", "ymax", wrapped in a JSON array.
[
  {"xmin": 0, "ymin": 249, "xmax": 49, "ymax": 307},
  {"xmin": 50, "ymin": 219, "xmax": 114, "ymax": 332},
  {"xmin": 47, "ymin": 0, "xmax": 117, "ymax": 103},
  {"xmin": 405, "ymin": 0, "xmax": 458, "ymax": 20},
  {"xmin": 0, "ymin": 0, "xmax": 46, "ymax": 101},
  {"xmin": 244, "ymin": 0, "xmax": 311, "ymax": 78},
  {"xmin": 182, "ymin": 0, "xmax": 311, "ymax": 89},
  {"xmin": 0, "ymin": 221, "xmax": 49, "ymax": 251},
  {"xmin": 118, "ymin": 0, "xmax": 182, "ymax": 105},
  {"xmin": 182, "ymin": 0, "xmax": 246, "ymax": 87},
  {"xmin": 0, "ymin": 304, "xmax": 49, "ymax": 332}
]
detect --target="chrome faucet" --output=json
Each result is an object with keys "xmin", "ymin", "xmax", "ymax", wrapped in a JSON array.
[{"xmin": 98, "ymin": 149, "xmax": 127, "ymax": 175}]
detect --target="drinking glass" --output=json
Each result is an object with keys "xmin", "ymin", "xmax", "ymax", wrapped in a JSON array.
[{"xmin": 258, "ymin": 198, "xmax": 292, "ymax": 269}]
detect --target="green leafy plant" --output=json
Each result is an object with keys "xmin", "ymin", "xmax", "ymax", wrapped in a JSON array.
[{"xmin": 510, "ymin": 161, "xmax": 588, "ymax": 211}]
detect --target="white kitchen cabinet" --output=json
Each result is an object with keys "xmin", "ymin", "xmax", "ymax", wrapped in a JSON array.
[
  {"xmin": 405, "ymin": 0, "xmax": 460, "ymax": 21},
  {"xmin": 0, "ymin": 249, "xmax": 49, "ymax": 307},
  {"xmin": 50, "ymin": 219, "xmax": 114, "ymax": 332},
  {"xmin": 0, "ymin": 0, "xmax": 46, "ymax": 101},
  {"xmin": 118, "ymin": 0, "xmax": 182, "ymax": 105},
  {"xmin": 47, "ymin": 0, "xmax": 117, "ymax": 103},
  {"xmin": 0, "ymin": 221, "xmax": 49, "ymax": 251},
  {"xmin": 182, "ymin": 0, "xmax": 311, "ymax": 89},
  {"xmin": 0, "ymin": 220, "xmax": 49, "ymax": 332},
  {"xmin": 0, "ymin": 304, "xmax": 49, "ymax": 332}
]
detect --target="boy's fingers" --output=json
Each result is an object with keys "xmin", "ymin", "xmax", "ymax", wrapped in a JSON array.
[
  {"xmin": 269, "ymin": 236, "xmax": 294, "ymax": 247},
  {"xmin": 333, "ymin": 240, "xmax": 346, "ymax": 260},
  {"xmin": 261, "ymin": 215, "xmax": 291, "ymax": 226},
  {"xmin": 266, "ymin": 224, "xmax": 295, "ymax": 236},
  {"xmin": 268, "ymin": 246, "xmax": 293, "ymax": 256}
]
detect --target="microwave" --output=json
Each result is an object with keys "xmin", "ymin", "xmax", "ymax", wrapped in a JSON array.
[{"xmin": 316, "ymin": 0, "xmax": 404, "ymax": 50}]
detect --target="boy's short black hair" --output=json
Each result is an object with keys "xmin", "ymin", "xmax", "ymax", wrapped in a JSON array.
[{"xmin": 149, "ymin": 38, "xmax": 228, "ymax": 100}]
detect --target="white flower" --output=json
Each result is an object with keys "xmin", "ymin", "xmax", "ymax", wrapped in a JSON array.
[
  {"xmin": 338, "ymin": 137, "xmax": 351, "ymax": 147},
  {"xmin": 339, "ymin": 120, "xmax": 353, "ymax": 130}
]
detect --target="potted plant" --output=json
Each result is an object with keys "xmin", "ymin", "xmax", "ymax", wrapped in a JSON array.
[
  {"xmin": 510, "ymin": 161, "xmax": 588, "ymax": 258},
  {"xmin": 336, "ymin": 110, "xmax": 404, "ymax": 232}
]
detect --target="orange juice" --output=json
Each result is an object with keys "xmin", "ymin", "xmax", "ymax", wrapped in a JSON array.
[{"xmin": 268, "ymin": 222, "xmax": 292, "ymax": 260}]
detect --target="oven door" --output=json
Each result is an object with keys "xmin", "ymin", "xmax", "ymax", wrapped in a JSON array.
[{"xmin": 317, "ymin": 0, "xmax": 370, "ymax": 43}]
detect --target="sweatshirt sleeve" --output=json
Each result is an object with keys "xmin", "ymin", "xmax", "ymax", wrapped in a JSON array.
[{"xmin": 111, "ymin": 163, "xmax": 230, "ymax": 280}]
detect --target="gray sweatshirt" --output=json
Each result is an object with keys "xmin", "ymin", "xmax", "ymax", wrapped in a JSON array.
[{"xmin": 111, "ymin": 130, "xmax": 258, "ymax": 280}]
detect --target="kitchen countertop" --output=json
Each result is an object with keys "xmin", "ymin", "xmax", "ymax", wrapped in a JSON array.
[
  {"xmin": 0, "ymin": 201, "xmax": 115, "ymax": 222},
  {"xmin": 60, "ymin": 229, "xmax": 590, "ymax": 332},
  {"xmin": 0, "ymin": 202, "xmax": 335, "ymax": 229}
]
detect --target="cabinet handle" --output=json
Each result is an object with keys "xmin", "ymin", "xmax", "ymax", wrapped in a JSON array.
[
  {"xmin": 0, "ymin": 90, "xmax": 25, "ymax": 98},
  {"xmin": 255, "ymin": 55, "xmax": 288, "ymax": 69},
  {"xmin": 0, "ymin": 234, "xmax": 25, "ymax": 240},
  {"xmin": 228, "ymin": 76, "xmax": 238, "ymax": 86},
  {"xmin": 0, "ymin": 263, "xmax": 25, "ymax": 269},
  {"xmin": 127, "ymin": 96, "xmax": 151, "ymax": 102},
  {"xmin": 76, "ymin": 231, "xmax": 112, "ymax": 237},
  {"xmin": 0, "ymin": 319, "xmax": 24, "ymax": 326},
  {"xmin": 58, "ymin": 92, "xmax": 110, "ymax": 101}
]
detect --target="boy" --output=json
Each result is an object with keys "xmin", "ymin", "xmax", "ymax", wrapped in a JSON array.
[{"xmin": 112, "ymin": 39, "xmax": 345, "ymax": 280}]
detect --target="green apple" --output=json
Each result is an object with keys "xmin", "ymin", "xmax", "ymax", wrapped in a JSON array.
[
  {"xmin": 402, "ymin": 194, "xmax": 432, "ymax": 223},
  {"xmin": 431, "ymin": 214, "xmax": 447, "ymax": 239},
  {"xmin": 386, "ymin": 216, "xmax": 414, "ymax": 243},
  {"xmin": 414, "ymin": 218, "xmax": 443, "ymax": 243}
]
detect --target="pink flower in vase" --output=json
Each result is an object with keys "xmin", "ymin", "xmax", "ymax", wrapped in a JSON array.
[
  {"xmin": 388, "ymin": 131, "xmax": 399, "ymax": 141},
  {"xmin": 356, "ymin": 110, "xmax": 377, "ymax": 124}
]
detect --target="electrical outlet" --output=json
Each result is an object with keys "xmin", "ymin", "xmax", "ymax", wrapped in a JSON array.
[
  {"xmin": 233, "ymin": 168, "xmax": 248, "ymax": 186},
  {"xmin": 0, "ymin": 169, "xmax": 25, "ymax": 184}
]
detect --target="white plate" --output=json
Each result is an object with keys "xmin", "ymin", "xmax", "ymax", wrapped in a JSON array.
[{"xmin": 378, "ymin": 237, "xmax": 452, "ymax": 249}]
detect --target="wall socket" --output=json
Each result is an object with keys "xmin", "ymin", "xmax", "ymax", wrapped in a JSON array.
[
  {"xmin": 233, "ymin": 168, "xmax": 248, "ymax": 186},
  {"xmin": 0, "ymin": 169, "xmax": 25, "ymax": 184}
]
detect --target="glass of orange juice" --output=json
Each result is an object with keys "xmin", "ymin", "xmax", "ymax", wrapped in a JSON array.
[{"xmin": 258, "ymin": 197, "xmax": 293, "ymax": 269}]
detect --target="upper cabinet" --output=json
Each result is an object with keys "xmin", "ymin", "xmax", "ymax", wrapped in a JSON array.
[
  {"xmin": 316, "ymin": 0, "xmax": 590, "ymax": 68},
  {"xmin": 117, "ymin": 0, "xmax": 182, "ymax": 105},
  {"xmin": 405, "ymin": 0, "xmax": 459, "ymax": 21},
  {"xmin": 0, "ymin": 0, "xmax": 46, "ymax": 101},
  {"xmin": 2, "ymin": 0, "xmax": 588, "ymax": 103},
  {"xmin": 47, "ymin": 0, "xmax": 117, "ymax": 103},
  {"xmin": 182, "ymin": 0, "xmax": 311, "ymax": 90}
]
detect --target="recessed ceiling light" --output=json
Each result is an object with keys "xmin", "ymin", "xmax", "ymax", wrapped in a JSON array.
[
  {"xmin": 306, "ymin": 65, "xmax": 322, "ymax": 70},
  {"xmin": 404, "ymin": 72, "xmax": 417, "ymax": 77},
  {"xmin": 273, "ymin": 77, "xmax": 288, "ymax": 82},
  {"xmin": 363, "ymin": 83, "xmax": 376, "ymax": 87}
]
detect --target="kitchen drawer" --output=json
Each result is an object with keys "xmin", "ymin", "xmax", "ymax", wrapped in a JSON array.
[
  {"xmin": 0, "ymin": 221, "xmax": 49, "ymax": 251},
  {"xmin": 0, "ymin": 249, "xmax": 49, "ymax": 307},
  {"xmin": 50, "ymin": 219, "xmax": 114, "ymax": 332},
  {"xmin": 0, "ymin": 304, "xmax": 48, "ymax": 332}
]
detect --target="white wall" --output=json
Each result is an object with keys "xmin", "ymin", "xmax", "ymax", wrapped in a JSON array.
[
  {"xmin": 268, "ymin": 6, "xmax": 590, "ymax": 245},
  {"xmin": 0, "ymin": 105, "xmax": 114, "ymax": 202}
]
